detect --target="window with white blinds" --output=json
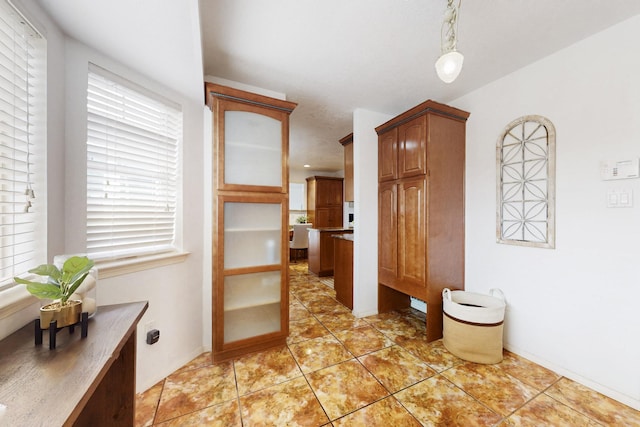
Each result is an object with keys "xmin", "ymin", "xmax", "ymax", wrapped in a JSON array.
[
  {"xmin": 86, "ymin": 65, "xmax": 182, "ymax": 261},
  {"xmin": 0, "ymin": 0, "xmax": 45, "ymax": 286}
]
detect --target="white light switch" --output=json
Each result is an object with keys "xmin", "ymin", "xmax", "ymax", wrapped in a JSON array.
[{"xmin": 607, "ymin": 189, "xmax": 633, "ymax": 208}]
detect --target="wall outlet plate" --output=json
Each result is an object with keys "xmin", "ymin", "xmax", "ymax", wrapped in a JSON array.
[{"xmin": 146, "ymin": 329, "xmax": 160, "ymax": 345}]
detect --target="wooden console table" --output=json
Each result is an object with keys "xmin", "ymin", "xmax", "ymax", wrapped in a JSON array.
[{"xmin": 0, "ymin": 301, "xmax": 148, "ymax": 426}]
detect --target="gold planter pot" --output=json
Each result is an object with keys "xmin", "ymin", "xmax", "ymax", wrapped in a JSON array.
[{"xmin": 40, "ymin": 300, "xmax": 82, "ymax": 329}]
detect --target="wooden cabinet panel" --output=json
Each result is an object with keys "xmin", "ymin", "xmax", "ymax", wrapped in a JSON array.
[
  {"xmin": 308, "ymin": 229, "xmax": 321, "ymax": 274},
  {"xmin": 398, "ymin": 115, "xmax": 427, "ymax": 179},
  {"xmin": 333, "ymin": 236, "xmax": 353, "ymax": 309},
  {"xmin": 308, "ymin": 228, "xmax": 352, "ymax": 276},
  {"xmin": 319, "ymin": 232, "xmax": 336, "ymax": 274},
  {"xmin": 317, "ymin": 179, "xmax": 343, "ymax": 206},
  {"xmin": 379, "ymin": 177, "xmax": 428, "ymax": 299},
  {"xmin": 341, "ymin": 134, "xmax": 354, "ymax": 202},
  {"xmin": 316, "ymin": 207, "xmax": 342, "ymax": 228},
  {"xmin": 378, "ymin": 181, "xmax": 397, "ymax": 286},
  {"xmin": 308, "ymin": 228, "xmax": 335, "ymax": 276},
  {"xmin": 398, "ymin": 177, "xmax": 426, "ymax": 295},
  {"xmin": 425, "ymin": 113, "xmax": 467, "ymax": 293},
  {"xmin": 379, "ymin": 115, "xmax": 427, "ymax": 182},
  {"xmin": 378, "ymin": 128, "xmax": 398, "ymax": 182},
  {"xmin": 306, "ymin": 178, "xmax": 316, "ymax": 212},
  {"xmin": 306, "ymin": 176, "xmax": 343, "ymax": 228}
]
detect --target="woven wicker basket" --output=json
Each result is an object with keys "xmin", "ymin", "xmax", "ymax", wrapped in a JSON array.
[{"xmin": 442, "ymin": 288, "xmax": 506, "ymax": 364}]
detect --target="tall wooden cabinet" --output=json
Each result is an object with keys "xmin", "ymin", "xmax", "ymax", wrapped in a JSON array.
[
  {"xmin": 206, "ymin": 83, "xmax": 297, "ymax": 362},
  {"xmin": 376, "ymin": 99, "xmax": 469, "ymax": 342},
  {"xmin": 306, "ymin": 176, "xmax": 344, "ymax": 227}
]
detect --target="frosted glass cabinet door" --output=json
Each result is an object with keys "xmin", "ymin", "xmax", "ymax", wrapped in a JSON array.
[
  {"xmin": 208, "ymin": 83, "xmax": 296, "ymax": 362},
  {"xmin": 224, "ymin": 202, "xmax": 282, "ymax": 269},
  {"xmin": 224, "ymin": 111, "xmax": 282, "ymax": 187},
  {"xmin": 224, "ymin": 271, "xmax": 281, "ymax": 343}
]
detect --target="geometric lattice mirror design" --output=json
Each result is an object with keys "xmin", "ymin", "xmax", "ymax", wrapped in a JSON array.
[{"xmin": 497, "ymin": 115, "xmax": 556, "ymax": 248}]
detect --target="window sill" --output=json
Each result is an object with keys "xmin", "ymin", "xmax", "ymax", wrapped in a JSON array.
[
  {"xmin": 96, "ymin": 251, "xmax": 190, "ymax": 279},
  {"xmin": 0, "ymin": 285, "xmax": 38, "ymax": 321},
  {"xmin": 0, "ymin": 252, "xmax": 189, "ymax": 322}
]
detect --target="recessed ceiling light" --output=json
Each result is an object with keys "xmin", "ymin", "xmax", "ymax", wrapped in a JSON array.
[{"xmin": 303, "ymin": 164, "xmax": 311, "ymax": 168}]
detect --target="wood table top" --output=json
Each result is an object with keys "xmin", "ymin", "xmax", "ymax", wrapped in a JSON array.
[{"xmin": 0, "ymin": 301, "xmax": 148, "ymax": 426}]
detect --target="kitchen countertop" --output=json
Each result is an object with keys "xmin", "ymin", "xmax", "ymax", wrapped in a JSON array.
[
  {"xmin": 331, "ymin": 233, "xmax": 354, "ymax": 241},
  {"xmin": 309, "ymin": 227, "xmax": 353, "ymax": 232}
]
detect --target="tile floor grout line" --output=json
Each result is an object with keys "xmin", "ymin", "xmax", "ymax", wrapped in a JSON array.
[
  {"xmin": 307, "ymin": 297, "xmax": 429, "ymax": 424},
  {"xmin": 149, "ymin": 378, "xmax": 165, "ymax": 426},
  {"xmin": 328, "ymin": 394, "xmax": 393, "ymax": 424},
  {"xmin": 540, "ymin": 388, "xmax": 607, "ymax": 427},
  {"xmin": 155, "ymin": 366, "xmax": 242, "ymax": 426},
  {"xmin": 288, "ymin": 345, "xmax": 333, "ymax": 425},
  {"xmin": 296, "ymin": 292, "xmax": 397, "ymax": 424},
  {"xmin": 231, "ymin": 356, "xmax": 253, "ymax": 427},
  {"xmin": 436, "ymin": 371, "xmax": 505, "ymax": 423},
  {"xmin": 388, "ymin": 386, "xmax": 436, "ymax": 427}
]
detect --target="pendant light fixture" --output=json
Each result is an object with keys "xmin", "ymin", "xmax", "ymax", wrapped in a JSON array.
[{"xmin": 435, "ymin": 0, "xmax": 463, "ymax": 83}]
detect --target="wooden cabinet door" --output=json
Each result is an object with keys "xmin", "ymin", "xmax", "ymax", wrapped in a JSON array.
[
  {"xmin": 319, "ymin": 231, "xmax": 336, "ymax": 274},
  {"xmin": 316, "ymin": 207, "xmax": 342, "ymax": 227},
  {"xmin": 316, "ymin": 179, "xmax": 343, "ymax": 206},
  {"xmin": 378, "ymin": 181, "xmax": 397, "ymax": 287},
  {"xmin": 343, "ymin": 142, "xmax": 354, "ymax": 202},
  {"xmin": 215, "ymin": 194, "xmax": 288, "ymax": 348},
  {"xmin": 334, "ymin": 238, "xmax": 353, "ymax": 309},
  {"xmin": 213, "ymin": 98, "xmax": 291, "ymax": 193},
  {"xmin": 398, "ymin": 177, "xmax": 426, "ymax": 296},
  {"xmin": 307, "ymin": 229, "xmax": 321, "ymax": 274},
  {"xmin": 378, "ymin": 128, "xmax": 398, "ymax": 182},
  {"xmin": 398, "ymin": 115, "xmax": 427, "ymax": 179}
]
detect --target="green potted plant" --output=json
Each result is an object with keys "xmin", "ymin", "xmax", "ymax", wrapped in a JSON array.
[
  {"xmin": 296, "ymin": 215, "xmax": 308, "ymax": 224},
  {"xmin": 14, "ymin": 256, "xmax": 95, "ymax": 328}
]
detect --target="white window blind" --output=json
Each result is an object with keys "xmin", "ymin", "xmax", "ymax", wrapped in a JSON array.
[
  {"xmin": 0, "ymin": 0, "xmax": 45, "ymax": 285},
  {"xmin": 86, "ymin": 65, "xmax": 182, "ymax": 261}
]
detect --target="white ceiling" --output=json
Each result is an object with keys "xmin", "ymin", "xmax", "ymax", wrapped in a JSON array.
[{"xmin": 36, "ymin": 0, "xmax": 640, "ymax": 172}]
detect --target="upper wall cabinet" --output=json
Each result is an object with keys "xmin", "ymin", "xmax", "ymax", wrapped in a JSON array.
[
  {"xmin": 340, "ymin": 133, "xmax": 354, "ymax": 202},
  {"xmin": 378, "ymin": 128, "xmax": 398, "ymax": 182},
  {"xmin": 378, "ymin": 115, "xmax": 428, "ymax": 181},
  {"xmin": 398, "ymin": 115, "xmax": 427, "ymax": 179}
]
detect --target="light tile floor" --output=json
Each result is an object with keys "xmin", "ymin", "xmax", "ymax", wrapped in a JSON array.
[{"xmin": 135, "ymin": 262, "xmax": 640, "ymax": 426}]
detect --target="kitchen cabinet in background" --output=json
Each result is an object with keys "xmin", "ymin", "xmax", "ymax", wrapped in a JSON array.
[
  {"xmin": 306, "ymin": 176, "xmax": 344, "ymax": 228},
  {"xmin": 340, "ymin": 133, "xmax": 354, "ymax": 202}
]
